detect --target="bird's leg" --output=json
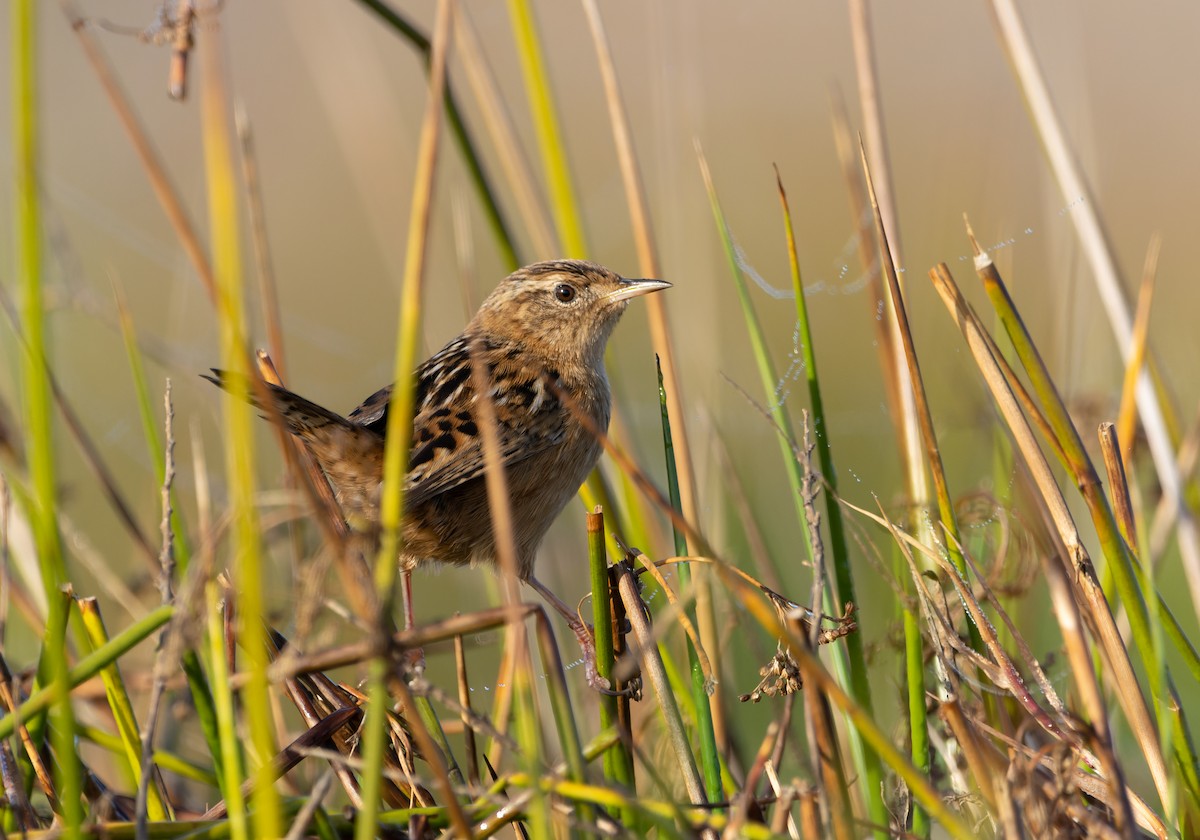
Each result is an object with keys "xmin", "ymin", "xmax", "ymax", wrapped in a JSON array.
[
  {"xmin": 400, "ymin": 568, "xmax": 425, "ymax": 674},
  {"xmin": 524, "ymin": 575, "xmax": 611, "ymax": 692}
]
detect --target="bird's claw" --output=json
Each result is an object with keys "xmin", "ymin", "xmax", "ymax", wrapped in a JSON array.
[{"xmin": 569, "ymin": 621, "xmax": 615, "ymax": 693}]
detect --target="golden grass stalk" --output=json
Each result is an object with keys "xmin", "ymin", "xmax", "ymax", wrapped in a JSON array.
[
  {"xmin": 235, "ymin": 106, "xmax": 287, "ymax": 381},
  {"xmin": 829, "ymin": 89, "xmax": 893, "ymax": 427}
]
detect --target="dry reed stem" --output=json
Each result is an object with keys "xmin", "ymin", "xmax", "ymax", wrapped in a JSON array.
[
  {"xmin": 930, "ymin": 262, "xmax": 1168, "ymax": 822},
  {"xmin": 200, "ymin": 706, "xmax": 360, "ymax": 820},
  {"xmin": 844, "ymin": 453, "xmax": 1162, "ymax": 835},
  {"xmin": 1099, "ymin": 422, "xmax": 1139, "ymax": 553},
  {"xmin": 797, "ymin": 635, "xmax": 852, "ymax": 840},
  {"xmin": 936, "ymin": 697, "xmax": 1004, "ymax": 813},
  {"xmin": 382, "ymin": 671, "xmax": 473, "ymax": 836},
  {"xmin": 261, "ymin": 606, "xmax": 536, "ymax": 680},
  {"xmin": 848, "ymin": 0, "xmax": 926, "ymax": 511},
  {"xmin": 464, "ymin": 332, "xmax": 545, "ymax": 810},
  {"xmin": 0, "ymin": 656, "xmax": 58, "ymax": 816},
  {"xmin": 250, "ymin": 351, "xmax": 379, "ymax": 641},
  {"xmin": 723, "ymin": 720, "xmax": 778, "ymax": 839},
  {"xmin": 279, "ymin": 679, "xmax": 365, "ymax": 809},
  {"xmin": 281, "ymin": 769, "xmax": 336, "ymax": 840},
  {"xmin": 466, "ymin": 339, "xmax": 520, "ymax": 583},
  {"xmin": 988, "ymin": 0, "xmax": 1200, "ymax": 616},
  {"xmin": 627, "ymin": 549, "xmax": 714, "ymax": 684},
  {"xmin": 793, "ymin": 784, "xmax": 818, "ymax": 839},
  {"xmin": 0, "ymin": 729, "xmax": 34, "ymax": 830}
]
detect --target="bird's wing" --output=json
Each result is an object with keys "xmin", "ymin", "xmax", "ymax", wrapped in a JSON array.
[{"xmin": 347, "ymin": 337, "xmax": 567, "ymax": 508}]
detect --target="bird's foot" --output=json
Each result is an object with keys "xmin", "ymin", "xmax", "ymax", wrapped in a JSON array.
[
  {"xmin": 568, "ymin": 621, "xmax": 612, "ymax": 692},
  {"xmin": 401, "ymin": 645, "xmax": 426, "ymax": 677}
]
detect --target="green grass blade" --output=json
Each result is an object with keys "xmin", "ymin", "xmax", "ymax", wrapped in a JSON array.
[
  {"xmin": 773, "ymin": 169, "xmax": 891, "ymax": 832},
  {"xmin": 696, "ymin": 154, "xmax": 811, "ymax": 578},
  {"xmin": 587, "ymin": 508, "xmax": 635, "ymax": 805},
  {"xmin": 0, "ymin": 604, "xmax": 174, "ymax": 742},
  {"xmin": 77, "ymin": 724, "xmax": 217, "ymax": 788},
  {"xmin": 76, "ymin": 597, "xmax": 170, "ymax": 820},
  {"xmin": 701, "ymin": 150, "xmax": 905, "ymax": 833},
  {"xmin": 203, "ymin": 578, "xmax": 247, "ymax": 840},
  {"xmin": 658, "ymin": 359, "xmax": 721, "ymax": 804},
  {"xmin": 12, "ymin": 0, "xmax": 81, "ymax": 832},
  {"xmin": 179, "ymin": 649, "xmax": 225, "ymax": 794}
]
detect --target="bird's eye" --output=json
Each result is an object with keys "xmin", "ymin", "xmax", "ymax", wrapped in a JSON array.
[{"xmin": 554, "ymin": 283, "xmax": 577, "ymax": 302}]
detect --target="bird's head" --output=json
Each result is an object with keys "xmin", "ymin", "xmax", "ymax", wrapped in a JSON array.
[{"xmin": 470, "ymin": 260, "xmax": 670, "ymax": 368}]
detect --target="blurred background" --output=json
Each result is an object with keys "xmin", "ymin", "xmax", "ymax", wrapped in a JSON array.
[{"xmin": 1, "ymin": 0, "xmax": 1198, "ymax": 722}]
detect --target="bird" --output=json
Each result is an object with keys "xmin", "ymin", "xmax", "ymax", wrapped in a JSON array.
[{"xmin": 206, "ymin": 259, "xmax": 669, "ymax": 688}]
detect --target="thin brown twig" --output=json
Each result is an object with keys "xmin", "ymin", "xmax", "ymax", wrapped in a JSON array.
[
  {"xmin": 61, "ymin": 1, "xmax": 216, "ymax": 302},
  {"xmin": 135, "ymin": 381, "xmax": 179, "ymax": 838},
  {"xmin": 0, "ymin": 655, "xmax": 59, "ymax": 816}
]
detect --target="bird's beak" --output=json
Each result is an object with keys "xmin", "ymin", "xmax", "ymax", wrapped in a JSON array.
[{"xmin": 605, "ymin": 277, "xmax": 672, "ymax": 304}]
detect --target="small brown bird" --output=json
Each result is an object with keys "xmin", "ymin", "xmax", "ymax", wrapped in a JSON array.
[{"xmin": 208, "ymin": 259, "xmax": 668, "ymax": 686}]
